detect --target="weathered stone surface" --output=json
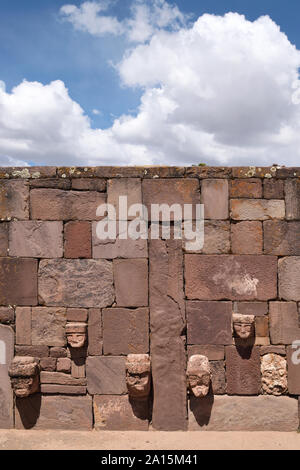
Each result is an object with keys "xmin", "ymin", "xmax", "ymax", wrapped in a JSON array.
[
  {"xmin": 142, "ymin": 179, "xmax": 200, "ymax": 220},
  {"xmin": 185, "ymin": 166, "xmax": 231, "ymax": 179},
  {"xmin": 40, "ymin": 371, "xmax": 86, "ymax": 385},
  {"xmin": 40, "ymin": 357, "xmax": 56, "ymax": 372},
  {"xmin": 103, "ymin": 308, "xmax": 149, "ymax": 355},
  {"xmin": 231, "ymin": 221, "xmax": 263, "ymax": 254},
  {"xmin": 66, "ymin": 308, "xmax": 88, "ymax": 322},
  {"xmin": 114, "ymin": 259, "xmax": 148, "ymax": 307},
  {"xmin": 183, "ymin": 221, "xmax": 230, "ymax": 254},
  {"xmin": 0, "ymin": 325, "xmax": 14, "ymax": 428},
  {"xmin": 149, "ymin": 237, "xmax": 187, "ymax": 431},
  {"xmin": 261, "ymin": 354, "xmax": 287, "ymax": 395},
  {"xmin": 264, "ymin": 221, "xmax": 300, "ymax": 255},
  {"xmin": 226, "ymin": 346, "xmax": 261, "ymax": 395},
  {"xmin": 278, "ymin": 257, "xmax": 300, "ymax": 301},
  {"xmin": 15, "ymin": 395, "xmax": 93, "ymax": 430},
  {"xmin": 255, "ymin": 316, "xmax": 269, "ymax": 337},
  {"xmin": 230, "ymin": 199, "xmax": 285, "ymax": 220},
  {"xmin": 88, "ymin": 308, "xmax": 102, "ymax": 356},
  {"xmin": 187, "ymin": 345, "xmax": 224, "ymax": 361},
  {"xmin": 40, "ymin": 384, "xmax": 86, "ymax": 394},
  {"xmin": 108, "ymin": 178, "xmax": 142, "ymax": 220},
  {"xmin": 185, "ymin": 255, "xmax": 277, "ymax": 301},
  {"xmin": 56, "ymin": 358, "xmax": 71, "ymax": 373},
  {"xmin": 231, "ymin": 167, "xmax": 278, "ymax": 179},
  {"xmin": 16, "ymin": 307, "xmax": 31, "ymax": 345},
  {"xmin": 94, "ymin": 395, "xmax": 149, "ymax": 431},
  {"xmin": 0, "ymin": 307, "xmax": 14, "ymax": 324},
  {"xmin": 0, "ymin": 180, "xmax": 29, "ymax": 220},
  {"xmin": 64, "ymin": 221, "xmax": 91, "ymax": 259},
  {"xmin": 260, "ymin": 345, "xmax": 286, "ymax": 356},
  {"xmin": 71, "ymin": 178, "xmax": 106, "ymax": 191},
  {"xmin": 0, "ymin": 223, "xmax": 8, "ymax": 256},
  {"xmin": 187, "ymin": 301, "xmax": 232, "ymax": 345},
  {"xmin": 31, "ymin": 307, "xmax": 66, "ymax": 347},
  {"xmin": 86, "ymin": 356, "xmax": 126, "ymax": 395},
  {"xmin": 264, "ymin": 179, "xmax": 284, "ymax": 199},
  {"xmin": 2, "ymin": 166, "xmax": 56, "ymax": 179},
  {"xmin": 210, "ymin": 361, "xmax": 226, "ymax": 395},
  {"xmin": 0, "ymin": 258, "xmax": 37, "ymax": 306},
  {"xmin": 15, "ymin": 345, "xmax": 48, "ymax": 357},
  {"xmin": 38, "ymin": 259, "xmax": 114, "ymax": 308},
  {"xmin": 230, "ymin": 179, "xmax": 262, "ymax": 198},
  {"xmin": 236, "ymin": 302, "xmax": 268, "ymax": 316},
  {"xmin": 285, "ymin": 179, "xmax": 300, "ymax": 220},
  {"xmin": 92, "ymin": 222, "xmax": 148, "ymax": 259},
  {"xmin": 28, "ymin": 178, "xmax": 71, "ymax": 190},
  {"xmin": 9, "ymin": 221, "xmax": 63, "ymax": 258},
  {"xmin": 30, "ymin": 189, "xmax": 106, "ymax": 220},
  {"xmin": 49, "ymin": 347, "xmax": 67, "ymax": 358},
  {"xmin": 287, "ymin": 346, "xmax": 300, "ymax": 394},
  {"xmin": 189, "ymin": 395, "xmax": 299, "ymax": 431},
  {"xmin": 71, "ymin": 358, "xmax": 85, "ymax": 378},
  {"xmin": 201, "ymin": 179, "xmax": 228, "ymax": 219}
]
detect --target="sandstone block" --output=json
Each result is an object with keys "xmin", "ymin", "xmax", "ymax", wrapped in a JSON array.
[
  {"xmin": 49, "ymin": 347, "xmax": 67, "ymax": 358},
  {"xmin": 231, "ymin": 221, "xmax": 262, "ymax": 254},
  {"xmin": 94, "ymin": 395, "xmax": 149, "ymax": 431},
  {"xmin": 71, "ymin": 178, "xmax": 106, "ymax": 191},
  {"xmin": 0, "ymin": 325, "xmax": 14, "ymax": 428},
  {"xmin": 66, "ymin": 308, "xmax": 88, "ymax": 322},
  {"xmin": 40, "ymin": 357, "xmax": 57, "ymax": 372},
  {"xmin": 285, "ymin": 179, "xmax": 300, "ymax": 220},
  {"xmin": 107, "ymin": 178, "xmax": 142, "ymax": 220},
  {"xmin": 230, "ymin": 199, "xmax": 285, "ymax": 220},
  {"xmin": 255, "ymin": 316, "xmax": 269, "ymax": 337},
  {"xmin": 88, "ymin": 308, "xmax": 102, "ymax": 356},
  {"xmin": 264, "ymin": 221, "xmax": 300, "ymax": 255},
  {"xmin": 210, "ymin": 361, "xmax": 226, "ymax": 394},
  {"xmin": 0, "ymin": 223, "xmax": 8, "ymax": 256},
  {"xmin": 40, "ymin": 384, "xmax": 86, "ymax": 394},
  {"xmin": 225, "ymin": 346, "xmax": 261, "ymax": 395},
  {"xmin": 0, "ymin": 258, "xmax": 37, "ymax": 306},
  {"xmin": 187, "ymin": 345, "xmax": 224, "ymax": 361},
  {"xmin": 201, "ymin": 179, "xmax": 228, "ymax": 219},
  {"xmin": 40, "ymin": 371, "xmax": 86, "ymax": 386},
  {"xmin": 86, "ymin": 356, "xmax": 126, "ymax": 395},
  {"xmin": 9, "ymin": 221, "xmax": 63, "ymax": 258},
  {"xmin": 287, "ymin": 346, "xmax": 300, "ymax": 394},
  {"xmin": 260, "ymin": 346, "xmax": 286, "ymax": 356},
  {"xmin": 278, "ymin": 257, "xmax": 300, "ymax": 301},
  {"xmin": 230, "ymin": 179, "xmax": 262, "ymax": 198},
  {"xmin": 187, "ymin": 301, "xmax": 232, "ymax": 345},
  {"xmin": 31, "ymin": 307, "xmax": 66, "ymax": 347},
  {"xmin": 56, "ymin": 358, "xmax": 71, "ymax": 373},
  {"xmin": 183, "ymin": 221, "xmax": 230, "ymax": 254},
  {"xmin": 0, "ymin": 181, "xmax": 29, "ymax": 220},
  {"xmin": 15, "ymin": 345, "xmax": 48, "ymax": 357},
  {"xmin": 114, "ymin": 259, "xmax": 148, "ymax": 307},
  {"xmin": 263, "ymin": 179, "xmax": 284, "ymax": 199},
  {"xmin": 0, "ymin": 307, "xmax": 14, "ymax": 324},
  {"xmin": 236, "ymin": 302, "xmax": 268, "ymax": 316},
  {"xmin": 64, "ymin": 221, "xmax": 91, "ymax": 258},
  {"xmin": 16, "ymin": 307, "xmax": 31, "ymax": 345}
]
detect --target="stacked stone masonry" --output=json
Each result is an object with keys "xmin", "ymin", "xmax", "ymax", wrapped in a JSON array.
[{"xmin": 0, "ymin": 165, "xmax": 299, "ymax": 431}]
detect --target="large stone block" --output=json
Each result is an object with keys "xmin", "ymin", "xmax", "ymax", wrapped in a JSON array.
[
  {"xmin": 107, "ymin": 178, "xmax": 142, "ymax": 220},
  {"xmin": 187, "ymin": 345, "xmax": 224, "ymax": 361},
  {"xmin": 278, "ymin": 257, "xmax": 300, "ymax": 301},
  {"xmin": 64, "ymin": 221, "xmax": 91, "ymax": 259},
  {"xmin": 149, "ymin": 237, "xmax": 187, "ymax": 431},
  {"xmin": 285, "ymin": 179, "xmax": 300, "ymax": 220},
  {"xmin": 31, "ymin": 307, "xmax": 66, "ymax": 347},
  {"xmin": 94, "ymin": 395, "xmax": 149, "ymax": 431},
  {"xmin": 142, "ymin": 178, "xmax": 200, "ymax": 221},
  {"xmin": 0, "ymin": 325, "xmax": 14, "ymax": 429},
  {"xmin": 71, "ymin": 178, "xmax": 106, "ymax": 191},
  {"xmin": 30, "ymin": 189, "xmax": 106, "ymax": 220},
  {"xmin": 287, "ymin": 346, "xmax": 300, "ymax": 394},
  {"xmin": 0, "ymin": 223, "xmax": 8, "ymax": 256},
  {"xmin": 185, "ymin": 255, "xmax": 277, "ymax": 301},
  {"xmin": 0, "ymin": 258, "xmax": 37, "ymax": 306},
  {"xmin": 230, "ymin": 179, "xmax": 262, "ymax": 198},
  {"xmin": 236, "ymin": 302, "xmax": 268, "ymax": 316},
  {"xmin": 183, "ymin": 221, "xmax": 230, "ymax": 254},
  {"xmin": 86, "ymin": 356, "xmax": 126, "ymax": 395},
  {"xmin": 225, "ymin": 346, "xmax": 261, "ymax": 395},
  {"xmin": 38, "ymin": 259, "xmax": 114, "ymax": 307},
  {"xmin": 0, "ymin": 180, "xmax": 29, "ymax": 220},
  {"xmin": 264, "ymin": 221, "xmax": 300, "ymax": 255},
  {"xmin": 114, "ymin": 259, "xmax": 148, "ymax": 307},
  {"xmin": 201, "ymin": 179, "xmax": 228, "ymax": 219},
  {"xmin": 187, "ymin": 301, "xmax": 232, "ymax": 345},
  {"xmin": 189, "ymin": 395, "xmax": 299, "ymax": 431},
  {"xmin": 231, "ymin": 221, "xmax": 262, "ymax": 254},
  {"xmin": 263, "ymin": 179, "xmax": 284, "ymax": 199},
  {"xmin": 15, "ymin": 395, "xmax": 93, "ymax": 430},
  {"xmin": 103, "ymin": 308, "xmax": 149, "ymax": 355},
  {"xmin": 230, "ymin": 199, "xmax": 285, "ymax": 220},
  {"xmin": 9, "ymin": 221, "xmax": 63, "ymax": 258}
]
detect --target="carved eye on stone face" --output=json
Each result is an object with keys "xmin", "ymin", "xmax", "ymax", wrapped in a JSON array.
[
  {"xmin": 187, "ymin": 355, "xmax": 211, "ymax": 398},
  {"xmin": 8, "ymin": 356, "xmax": 40, "ymax": 398},
  {"xmin": 66, "ymin": 322, "xmax": 87, "ymax": 348},
  {"xmin": 232, "ymin": 314, "xmax": 255, "ymax": 339},
  {"xmin": 125, "ymin": 354, "xmax": 151, "ymax": 398}
]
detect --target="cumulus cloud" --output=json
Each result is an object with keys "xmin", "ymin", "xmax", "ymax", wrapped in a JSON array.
[{"xmin": 1, "ymin": 7, "xmax": 300, "ymax": 167}]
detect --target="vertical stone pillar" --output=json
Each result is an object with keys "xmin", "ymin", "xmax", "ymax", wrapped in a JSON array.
[
  {"xmin": 0, "ymin": 325, "xmax": 14, "ymax": 429},
  {"xmin": 149, "ymin": 237, "xmax": 187, "ymax": 430}
]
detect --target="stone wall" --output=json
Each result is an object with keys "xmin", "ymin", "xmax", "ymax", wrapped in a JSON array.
[{"xmin": 0, "ymin": 165, "xmax": 299, "ymax": 431}]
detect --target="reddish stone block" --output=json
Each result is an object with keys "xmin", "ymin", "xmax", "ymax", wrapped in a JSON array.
[
  {"xmin": 9, "ymin": 221, "xmax": 63, "ymax": 258},
  {"xmin": 183, "ymin": 221, "xmax": 230, "ymax": 254},
  {"xmin": 230, "ymin": 199, "xmax": 285, "ymax": 220},
  {"xmin": 260, "ymin": 346, "xmax": 286, "ymax": 356},
  {"xmin": 30, "ymin": 189, "xmax": 106, "ymax": 220},
  {"xmin": 29, "ymin": 178, "xmax": 71, "ymax": 190},
  {"xmin": 56, "ymin": 358, "xmax": 71, "ymax": 373},
  {"xmin": 285, "ymin": 179, "xmax": 300, "ymax": 220},
  {"xmin": 187, "ymin": 301, "xmax": 232, "ymax": 345},
  {"xmin": 114, "ymin": 259, "xmax": 148, "ymax": 307},
  {"xmin": 264, "ymin": 221, "xmax": 300, "ymax": 255},
  {"xmin": 40, "ymin": 371, "xmax": 86, "ymax": 385},
  {"xmin": 88, "ymin": 308, "xmax": 102, "ymax": 356},
  {"xmin": 231, "ymin": 221, "xmax": 263, "ymax": 254},
  {"xmin": 15, "ymin": 307, "xmax": 31, "ymax": 345},
  {"xmin": 0, "ymin": 307, "xmax": 14, "ymax": 324},
  {"xmin": 86, "ymin": 356, "xmax": 126, "ymax": 395},
  {"xmin": 0, "ymin": 223, "xmax": 8, "ymax": 256},
  {"xmin": 0, "ymin": 325, "xmax": 14, "ymax": 428},
  {"xmin": 71, "ymin": 358, "xmax": 85, "ymax": 378},
  {"xmin": 185, "ymin": 255, "xmax": 277, "ymax": 301},
  {"xmin": 103, "ymin": 308, "xmax": 149, "ymax": 355},
  {"xmin": 15, "ymin": 345, "xmax": 48, "ymax": 357},
  {"xmin": 279, "ymin": 257, "xmax": 300, "ymax": 301},
  {"xmin": 0, "ymin": 258, "xmax": 37, "ymax": 306},
  {"xmin": 142, "ymin": 178, "xmax": 200, "ymax": 221},
  {"xmin": 211, "ymin": 361, "xmax": 226, "ymax": 395},
  {"xmin": 255, "ymin": 316, "xmax": 269, "ymax": 337},
  {"xmin": 187, "ymin": 345, "xmax": 224, "ymax": 361},
  {"xmin": 31, "ymin": 307, "xmax": 66, "ymax": 347},
  {"xmin": 201, "ymin": 179, "xmax": 228, "ymax": 219},
  {"xmin": 0, "ymin": 181, "xmax": 29, "ymax": 220},
  {"xmin": 108, "ymin": 178, "xmax": 142, "ymax": 220},
  {"xmin": 94, "ymin": 395, "xmax": 149, "ymax": 431},
  {"xmin": 264, "ymin": 179, "xmax": 284, "ymax": 199},
  {"xmin": 40, "ymin": 357, "xmax": 57, "ymax": 372},
  {"xmin": 225, "ymin": 346, "xmax": 261, "ymax": 395},
  {"xmin": 66, "ymin": 308, "xmax": 88, "ymax": 322},
  {"xmin": 269, "ymin": 302, "xmax": 300, "ymax": 345},
  {"xmin": 72, "ymin": 178, "xmax": 106, "ymax": 191},
  {"xmin": 230, "ymin": 179, "xmax": 262, "ymax": 198},
  {"xmin": 236, "ymin": 302, "xmax": 268, "ymax": 316},
  {"xmin": 40, "ymin": 384, "xmax": 86, "ymax": 394},
  {"xmin": 287, "ymin": 346, "xmax": 300, "ymax": 394},
  {"xmin": 64, "ymin": 221, "xmax": 91, "ymax": 258},
  {"xmin": 50, "ymin": 347, "xmax": 67, "ymax": 358}
]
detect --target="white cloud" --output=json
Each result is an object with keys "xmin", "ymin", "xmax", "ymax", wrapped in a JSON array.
[{"xmin": 1, "ymin": 9, "xmax": 300, "ymax": 167}]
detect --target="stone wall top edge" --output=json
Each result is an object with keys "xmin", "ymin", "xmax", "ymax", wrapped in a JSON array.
[{"xmin": 0, "ymin": 165, "xmax": 299, "ymax": 179}]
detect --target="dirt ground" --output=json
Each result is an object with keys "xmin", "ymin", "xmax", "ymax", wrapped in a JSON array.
[{"xmin": 0, "ymin": 429, "xmax": 300, "ymax": 450}]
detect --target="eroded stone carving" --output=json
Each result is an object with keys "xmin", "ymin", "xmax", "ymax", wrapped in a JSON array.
[
  {"xmin": 261, "ymin": 353, "xmax": 287, "ymax": 396},
  {"xmin": 232, "ymin": 314, "xmax": 255, "ymax": 339},
  {"xmin": 9, "ymin": 356, "xmax": 40, "ymax": 398},
  {"xmin": 187, "ymin": 355, "xmax": 211, "ymax": 398},
  {"xmin": 126, "ymin": 354, "xmax": 151, "ymax": 399},
  {"xmin": 66, "ymin": 322, "xmax": 87, "ymax": 348}
]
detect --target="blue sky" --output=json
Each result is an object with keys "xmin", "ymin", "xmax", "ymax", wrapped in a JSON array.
[{"xmin": 1, "ymin": 0, "xmax": 300, "ymax": 166}]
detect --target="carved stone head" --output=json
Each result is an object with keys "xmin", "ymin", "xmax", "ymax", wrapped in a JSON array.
[
  {"xmin": 261, "ymin": 353, "xmax": 287, "ymax": 396},
  {"xmin": 126, "ymin": 354, "xmax": 151, "ymax": 399},
  {"xmin": 232, "ymin": 314, "xmax": 255, "ymax": 339},
  {"xmin": 187, "ymin": 355, "xmax": 211, "ymax": 398},
  {"xmin": 66, "ymin": 322, "xmax": 87, "ymax": 348},
  {"xmin": 9, "ymin": 357, "xmax": 40, "ymax": 398}
]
